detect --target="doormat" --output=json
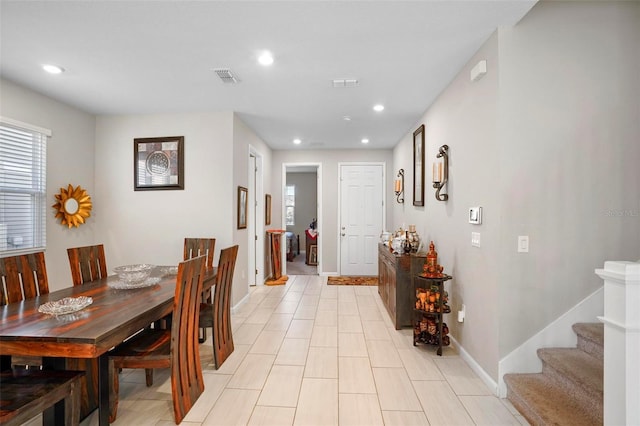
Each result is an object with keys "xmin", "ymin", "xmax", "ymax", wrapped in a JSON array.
[
  {"xmin": 265, "ymin": 275, "xmax": 288, "ymax": 286},
  {"xmin": 327, "ymin": 276, "xmax": 378, "ymax": 286}
]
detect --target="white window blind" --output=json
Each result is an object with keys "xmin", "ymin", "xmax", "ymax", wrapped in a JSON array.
[{"xmin": 0, "ymin": 118, "xmax": 49, "ymax": 255}]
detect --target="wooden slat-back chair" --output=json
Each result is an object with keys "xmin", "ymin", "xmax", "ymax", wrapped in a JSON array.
[
  {"xmin": 66, "ymin": 244, "xmax": 108, "ymax": 286},
  {"xmin": 0, "ymin": 253, "xmax": 49, "ymax": 369},
  {"xmin": 65, "ymin": 244, "xmax": 107, "ymax": 419},
  {"xmin": 0, "ymin": 252, "xmax": 49, "ymax": 306},
  {"xmin": 184, "ymin": 238, "xmax": 215, "ymax": 342},
  {"xmin": 199, "ymin": 245, "xmax": 238, "ymax": 369},
  {"xmin": 109, "ymin": 256, "xmax": 206, "ymax": 424}
]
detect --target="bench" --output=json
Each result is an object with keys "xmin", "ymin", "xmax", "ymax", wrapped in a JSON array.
[{"xmin": 0, "ymin": 369, "xmax": 84, "ymax": 426}]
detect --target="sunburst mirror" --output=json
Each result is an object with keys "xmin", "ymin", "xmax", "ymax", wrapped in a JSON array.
[{"xmin": 53, "ymin": 184, "xmax": 92, "ymax": 228}]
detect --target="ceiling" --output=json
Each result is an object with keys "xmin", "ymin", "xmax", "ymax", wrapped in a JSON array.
[{"xmin": 0, "ymin": 1, "xmax": 536, "ymax": 151}]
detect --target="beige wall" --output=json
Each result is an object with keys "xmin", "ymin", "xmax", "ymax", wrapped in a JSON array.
[
  {"xmin": 0, "ymin": 78, "xmax": 97, "ymax": 290},
  {"xmin": 392, "ymin": 0, "xmax": 640, "ymax": 381}
]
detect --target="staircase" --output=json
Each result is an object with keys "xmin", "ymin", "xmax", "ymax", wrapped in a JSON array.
[{"xmin": 504, "ymin": 323, "xmax": 603, "ymax": 426}]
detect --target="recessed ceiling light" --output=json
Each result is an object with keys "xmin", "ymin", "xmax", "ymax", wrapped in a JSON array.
[
  {"xmin": 343, "ymin": 116, "xmax": 352, "ymax": 121},
  {"xmin": 258, "ymin": 51, "xmax": 274, "ymax": 66},
  {"xmin": 373, "ymin": 104, "xmax": 384, "ymax": 112},
  {"xmin": 293, "ymin": 138, "xmax": 301, "ymax": 145},
  {"xmin": 361, "ymin": 138, "xmax": 370, "ymax": 144},
  {"xmin": 42, "ymin": 64, "xmax": 65, "ymax": 74}
]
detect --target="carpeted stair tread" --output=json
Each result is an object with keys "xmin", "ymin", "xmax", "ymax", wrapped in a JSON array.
[
  {"xmin": 505, "ymin": 373, "xmax": 600, "ymax": 426},
  {"xmin": 538, "ymin": 347, "xmax": 603, "ymax": 403},
  {"xmin": 572, "ymin": 323, "xmax": 604, "ymax": 360}
]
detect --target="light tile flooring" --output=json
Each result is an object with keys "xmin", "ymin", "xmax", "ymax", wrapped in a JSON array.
[{"xmin": 49, "ymin": 275, "xmax": 528, "ymax": 425}]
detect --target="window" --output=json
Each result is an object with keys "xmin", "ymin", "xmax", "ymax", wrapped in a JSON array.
[
  {"xmin": 0, "ymin": 118, "xmax": 50, "ymax": 255},
  {"xmin": 285, "ymin": 184, "xmax": 295, "ymax": 226}
]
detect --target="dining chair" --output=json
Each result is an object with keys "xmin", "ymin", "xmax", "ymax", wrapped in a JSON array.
[
  {"xmin": 108, "ymin": 255, "xmax": 206, "ymax": 424},
  {"xmin": 66, "ymin": 243, "xmax": 107, "ymax": 418},
  {"xmin": 199, "ymin": 245, "xmax": 238, "ymax": 369},
  {"xmin": 66, "ymin": 244, "xmax": 108, "ymax": 286},
  {"xmin": 184, "ymin": 237, "xmax": 215, "ymax": 342},
  {"xmin": 0, "ymin": 252, "xmax": 49, "ymax": 369},
  {"xmin": 0, "ymin": 252, "xmax": 49, "ymax": 306}
]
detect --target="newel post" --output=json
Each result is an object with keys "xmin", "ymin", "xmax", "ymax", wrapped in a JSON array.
[{"xmin": 595, "ymin": 261, "xmax": 640, "ymax": 426}]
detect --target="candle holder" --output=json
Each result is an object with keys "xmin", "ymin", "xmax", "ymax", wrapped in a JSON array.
[
  {"xmin": 394, "ymin": 169, "xmax": 405, "ymax": 204},
  {"xmin": 432, "ymin": 145, "xmax": 449, "ymax": 201}
]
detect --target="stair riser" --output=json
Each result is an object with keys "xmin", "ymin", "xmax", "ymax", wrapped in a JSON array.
[
  {"xmin": 577, "ymin": 336, "xmax": 603, "ymax": 361},
  {"xmin": 506, "ymin": 387, "xmax": 546, "ymax": 426},
  {"xmin": 541, "ymin": 363, "xmax": 603, "ymax": 415}
]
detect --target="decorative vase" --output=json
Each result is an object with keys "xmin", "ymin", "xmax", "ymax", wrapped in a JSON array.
[{"xmin": 408, "ymin": 230, "xmax": 421, "ymax": 253}]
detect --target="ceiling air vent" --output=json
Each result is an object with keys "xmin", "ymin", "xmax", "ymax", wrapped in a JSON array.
[
  {"xmin": 332, "ymin": 79, "xmax": 358, "ymax": 88},
  {"xmin": 213, "ymin": 68, "xmax": 239, "ymax": 84}
]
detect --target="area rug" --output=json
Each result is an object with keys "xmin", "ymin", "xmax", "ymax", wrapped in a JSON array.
[
  {"xmin": 327, "ymin": 276, "xmax": 378, "ymax": 286},
  {"xmin": 265, "ymin": 275, "xmax": 289, "ymax": 286}
]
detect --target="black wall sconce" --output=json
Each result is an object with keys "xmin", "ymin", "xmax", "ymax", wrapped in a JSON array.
[
  {"xmin": 432, "ymin": 145, "xmax": 449, "ymax": 201},
  {"xmin": 394, "ymin": 169, "xmax": 405, "ymax": 203}
]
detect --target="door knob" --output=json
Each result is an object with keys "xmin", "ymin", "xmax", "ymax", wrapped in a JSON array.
[{"xmin": 341, "ymin": 233, "xmax": 345, "ymax": 236}]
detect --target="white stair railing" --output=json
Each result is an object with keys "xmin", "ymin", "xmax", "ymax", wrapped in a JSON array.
[{"xmin": 595, "ymin": 260, "xmax": 640, "ymax": 426}]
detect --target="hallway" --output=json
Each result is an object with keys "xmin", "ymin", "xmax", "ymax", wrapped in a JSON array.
[{"xmin": 74, "ymin": 275, "xmax": 528, "ymax": 425}]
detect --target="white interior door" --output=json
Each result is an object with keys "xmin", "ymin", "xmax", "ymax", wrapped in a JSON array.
[{"xmin": 339, "ymin": 164, "xmax": 383, "ymax": 276}]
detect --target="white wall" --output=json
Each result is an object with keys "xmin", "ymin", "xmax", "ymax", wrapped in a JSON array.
[
  {"xmin": 94, "ymin": 112, "xmax": 235, "ymax": 278},
  {"xmin": 0, "ymin": 78, "xmax": 96, "ymax": 290},
  {"xmin": 232, "ymin": 115, "xmax": 272, "ymax": 302},
  {"xmin": 392, "ymin": 0, "xmax": 640, "ymax": 382},
  {"xmin": 272, "ymin": 149, "xmax": 393, "ymax": 274}
]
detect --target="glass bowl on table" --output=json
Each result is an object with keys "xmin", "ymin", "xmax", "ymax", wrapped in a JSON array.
[{"xmin": 111, "ymin": 263, "xmax": 155, "ymax": 288}]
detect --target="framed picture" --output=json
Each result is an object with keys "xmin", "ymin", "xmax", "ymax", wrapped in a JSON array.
[
  {"xmin": 308, "ymin": 245, "xmax": 318, "ymax": 266},
  {"xmin": 265, "ymin": 194, "xmax": 272, "ymax": 225},
  {"xmin": 413, "ymin": 124, "xmax": 425, "ymax": 206},
  {"xmin": 238, "ymin": 186, "xmax": 248, "ymax": 229},
  {"xmin": 134, "ymin": 136, "xmax": 184, "ymax": 191}
]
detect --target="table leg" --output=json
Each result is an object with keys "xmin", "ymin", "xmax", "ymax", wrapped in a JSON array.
[
  {"xmin": 0, "ymin": 355, "xmax": 10, "ymax": 371},
  {"xmin": 42, "ymin": 357, "xmax": 66, "ymax": 426},
  {"xmin": 98, "ymin": 353, "xmax": 109, "ymax": 426}
]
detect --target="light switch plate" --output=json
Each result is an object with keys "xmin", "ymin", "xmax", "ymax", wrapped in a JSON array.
[
  {"xmin": 517, "ymin": 235, "xmax": 529, "ymax": 253},
  {"xmin": 469, "ymin": 207, "xmax": 482, "ymax": 224}
]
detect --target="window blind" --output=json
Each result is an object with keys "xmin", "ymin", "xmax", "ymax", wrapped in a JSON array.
[{"xmin": 0, "ymin": 120, "xmax": 48, "ymax": 255}]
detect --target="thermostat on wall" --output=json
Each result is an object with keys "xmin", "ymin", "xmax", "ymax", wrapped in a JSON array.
[{"xmin": 469, "ymin": 207, "xmax": 482, "ymax": 225}]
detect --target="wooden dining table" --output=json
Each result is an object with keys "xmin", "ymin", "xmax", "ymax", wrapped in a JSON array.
[{"xmin": 0, "ymin": 265, "xmax": 216, "ymax": 426}]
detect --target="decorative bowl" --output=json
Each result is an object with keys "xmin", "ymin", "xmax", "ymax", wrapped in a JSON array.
[{"xmin": 113, "ymin": 264, "xmax": 153, "ymax": 284}]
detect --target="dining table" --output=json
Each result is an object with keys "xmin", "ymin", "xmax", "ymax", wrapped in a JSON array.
[{"xmin": 0, "ymin": 265, "xmax": 217, "ymax": 426}]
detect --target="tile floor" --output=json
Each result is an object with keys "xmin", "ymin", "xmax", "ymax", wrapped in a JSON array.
[{"xmin": 38, "ymin": 275, "xmax": 529, "ymax": 425}]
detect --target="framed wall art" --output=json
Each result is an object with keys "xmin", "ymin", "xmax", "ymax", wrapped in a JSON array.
[
  {"xmin": 134, "ymin": 136, "xmax": 184, "ymax": 191},
  {"xmin": 413, "ymin": 124, "xmax": 425, "ymax": 206},
  {"xmin": 265, "ymin": 194, "xmax": 272, "ymax": 225},
  {"xmin": 238, "ymin": 186, "xmax": 248, "ymax": 229}
]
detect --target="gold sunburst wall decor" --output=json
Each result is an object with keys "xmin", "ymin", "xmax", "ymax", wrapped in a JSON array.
[{"xmin": 53, "ymin": 184, "xmax": 93, "ymax": 228}]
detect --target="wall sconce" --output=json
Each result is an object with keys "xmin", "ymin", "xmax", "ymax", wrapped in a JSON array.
[
  {"xmin": 432, "ymin": 145, "xmax": 449, "ymax": 201},
  {"xmin": 394, "ymin": 169, "xmax": 405, "ymax": 203}
]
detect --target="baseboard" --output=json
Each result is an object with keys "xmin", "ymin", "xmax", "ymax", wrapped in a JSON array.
[
  {"xmin": 449, "ymin": 335, "xmax": 499, "ymax": 396},
  {"xmin": 231, "ymin": 291, "xmax": 251, "ymax": 314},
  {"xmin": 496, "ymin": 286, "xmax": 604, "ymax": 397}
]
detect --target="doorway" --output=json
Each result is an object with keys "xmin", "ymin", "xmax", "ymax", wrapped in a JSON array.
[
  {"xmin": 339, "ymin": 163, "xmax": 384, "ymax": 276},
  {"xmin": 249, "ymin": 147, "xmax": 264, "ymax": 286},
  {"xmin": 282, "ymin": 163, "xmax": 321, "ymax": 276}
]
